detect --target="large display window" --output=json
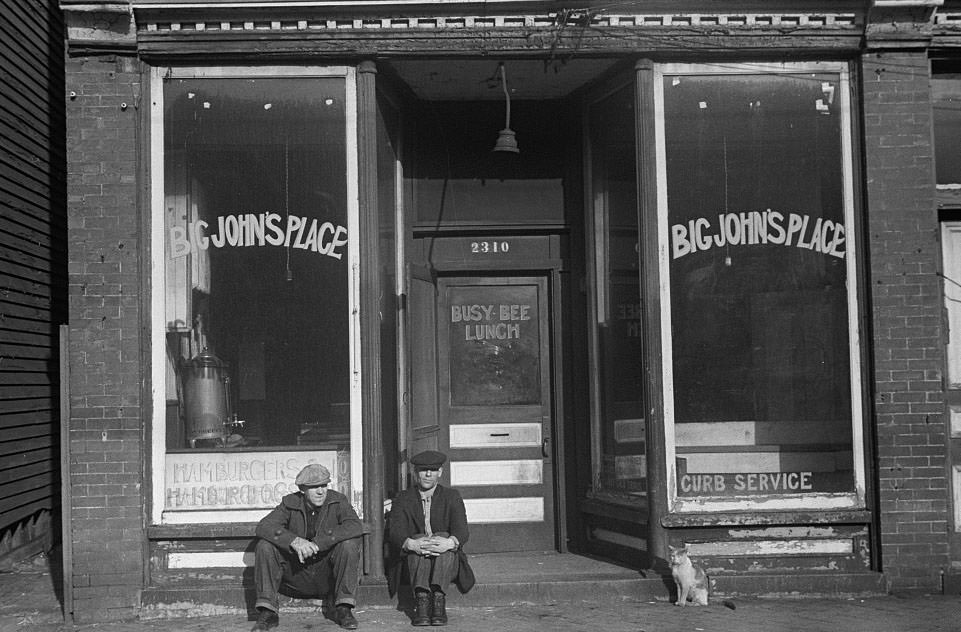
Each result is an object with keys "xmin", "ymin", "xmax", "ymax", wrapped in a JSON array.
[
  {"xmin": 149, "ymin": 67, "xmax": 361, "ymax": 523},
  {"xmin": 587, "ymin": 81, "xmax": 647, "ymax": 504},
  {"xmin": 654, "ymin": 63, "xmax": 865, "ymax": 511}
]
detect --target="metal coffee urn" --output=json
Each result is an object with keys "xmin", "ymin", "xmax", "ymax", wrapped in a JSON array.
[{"xmin": 182, "ymin": 348, "xmax": 232, "ymax": 448}]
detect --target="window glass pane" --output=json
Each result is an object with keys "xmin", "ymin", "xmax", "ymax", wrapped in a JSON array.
[
  {"xmin": 163, "ymin": 77, "xmax": 350, "ymax": 452},
  {"xmin": 377, "ymin": 91, "xmax": 400, "ymax": 494},
  {"xmin": 664, "ymin": 72, "xmax": 854, "ymax": 497},
  {"xmin": 933, "ymin": 78, "xmax": 961, "ymax": 185},
  {"xmin": 590, "ymin": 84, "xmax": 646, "ymax": 499}
]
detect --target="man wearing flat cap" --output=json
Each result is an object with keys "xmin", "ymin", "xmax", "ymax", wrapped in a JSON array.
[
  {"xmin": 252, "ymin": 463, "xmax": 365, "ymax": 631},
  {"xmin": 386, "ymin": 450, "xmax": 474, "ymax": 626}
]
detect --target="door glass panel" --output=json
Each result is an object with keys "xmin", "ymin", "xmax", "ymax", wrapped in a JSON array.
[
  {"xmin": 589, "ymin": 84, "xmax": 647, "ymax": 499},
  {"xmin": 447, "ymin": 284, "xmax": 541, "ymax": 406},
  {"xmin": 662, "ymin": 69, "xmax": 856, "ymax": 499}
]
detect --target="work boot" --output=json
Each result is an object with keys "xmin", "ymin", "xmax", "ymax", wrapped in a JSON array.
[
  {"xmin": 412, "ymin": 590, "xmax": 432, "ymax": 626},
  {"xmin": 429, "ymin": 591, "xmax": 447, "ymax": 626},
  {"xmin": 336, "ymin": 604, "xmax": 358, "ymax": 630},
  {"xmin": 251, "ymin": 607, "xmax": 279, "ymax": 631}
]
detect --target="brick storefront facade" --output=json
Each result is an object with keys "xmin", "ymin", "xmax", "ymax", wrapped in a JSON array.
[{"xmin": 58, "ymin": 0, "xmax": 961, "ymax": 621}]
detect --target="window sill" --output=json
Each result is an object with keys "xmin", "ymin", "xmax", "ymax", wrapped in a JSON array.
[
  {"xmin": 147, "ymin": 523, "xmax": 259, "ymax": 540},
  {"xmin": 661, "ymin": 508, "xmax": 871, "ymax": 528}
]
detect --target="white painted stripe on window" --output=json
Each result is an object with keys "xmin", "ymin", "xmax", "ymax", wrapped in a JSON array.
[
  {"xmin": 450, "ymin": 460, "xmax": 542, "ymax": 486},
  {"xmin": 679, "ymin": 451, "xmax": 846, "ymax": 474},
  {"xmin": 168, "ymin": 551, "xmax": 253, "ymax": 568},
  {"xmin": 613, "ymin": 418, "xmax": 645, "ymax": 443},
  {"xmin": 676, "ymin": 421, "xmax": 852, "ymax": 447},
  {"xmin": 449, "ymin": 424, "xmax": 541, "ymax": 448},
  {"xmin": 686, "ymin": 539, "xmax": 852, "ymax": 557},
  {"xmin": 464, "ymin": 497, "xmax": 543, "ymax": 523}
]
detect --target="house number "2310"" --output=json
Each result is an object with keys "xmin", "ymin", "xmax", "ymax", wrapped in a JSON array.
[{"xmin": 470, "ymin": 241, "xmax": 510, "ymax": 254}]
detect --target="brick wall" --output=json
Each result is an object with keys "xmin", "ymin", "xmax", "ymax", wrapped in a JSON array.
[
  {"xmin": 65, "ymin": 54, "xmax": 145, "ymax": 622},
  {"xmin": 862, "ymin": 51, "xmax": 949, "ymax": 592}
]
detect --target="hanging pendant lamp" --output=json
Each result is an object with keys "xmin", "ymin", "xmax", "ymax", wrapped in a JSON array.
[{"xmin": 493, "ymin": 63, "xmax": 520, "ymax": 153}]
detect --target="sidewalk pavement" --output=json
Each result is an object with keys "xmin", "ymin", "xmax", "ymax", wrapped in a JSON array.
[{"xmin": 3, "ymin": 552, "xmax": 961, "ymax": 632}]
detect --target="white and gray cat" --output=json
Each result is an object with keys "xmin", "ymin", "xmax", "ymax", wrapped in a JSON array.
[
  {"xmin": 668, "ymin": 545, "xmax": 736, "ymax": 609},
  {"xmin": 669, "ymin": 545, "xmax": 710, "ymax": 606}
]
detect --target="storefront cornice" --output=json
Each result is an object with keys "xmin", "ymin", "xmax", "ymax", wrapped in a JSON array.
[
  {"xmin": 69, "ymin": 1, "xmax": 961, "ymax": 56},
  {"xmin": 132, "ymin": 13, "xmax": 868, "ymax": 60},
  {"xmin": 127, "ymin": 0, "xmax": 868, "ymax": 11},
  {"xmin": 136, "ymin": 37, "xmax": 868, "ymax": 63}
]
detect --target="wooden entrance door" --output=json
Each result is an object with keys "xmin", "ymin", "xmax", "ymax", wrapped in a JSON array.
[{"xmin": 436, "ymin": 275, "xmax": 555, "ymax": 553}]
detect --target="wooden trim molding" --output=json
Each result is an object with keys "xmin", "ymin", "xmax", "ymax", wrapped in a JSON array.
[
  {"xmin": 136, "ymin": 12, "xmax": 863, "ymax": 32},
  {"xmin": 127, "ymin": 7, "xmax": 867, "ymax": 58},
  {"xmin": 64, "ymin": 1, "xmax": 961, "ymax": 56}
]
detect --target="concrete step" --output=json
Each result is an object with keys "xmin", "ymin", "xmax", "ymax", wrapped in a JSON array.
[{"xmin": 141, "ymin": 551, "xmax": 887, "ymax": 619}]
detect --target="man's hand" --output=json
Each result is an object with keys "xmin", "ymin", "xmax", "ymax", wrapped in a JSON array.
[
  {"xmin": 290, "ymin": 536, "xmax": 320, "ymax": 563},
  {"xmin": 405, "ymin": 536, "xmax": 446, "ymax": 557},
  {"xmin": 404, "ymin": 537, "xmax": 428, "ymax": 556},
  {"xmin": 422, "ymin": 536, "xmax": 456, "ymax": 555}
]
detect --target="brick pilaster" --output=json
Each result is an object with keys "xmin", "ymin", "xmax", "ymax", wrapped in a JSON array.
[
  {"xmin": 65, "ymin": 54, "xmax": 145, "ymax": 622},
  {"xmin": 863, "ymin": 50, "xmax": 949, "ymax": 592}
]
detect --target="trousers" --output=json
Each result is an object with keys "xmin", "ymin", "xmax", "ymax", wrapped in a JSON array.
[
  {"xmin": 254, "ymin": 537, "xmax": 361, "ymax": 611},
  {"xmin": 405, "ymin": 550, "xmax": 457, "ymax": 594}
]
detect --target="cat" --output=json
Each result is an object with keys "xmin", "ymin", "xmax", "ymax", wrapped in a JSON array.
[{"xmin": 668, "ymin": 545, "xmax": 710, "ymax": 606}]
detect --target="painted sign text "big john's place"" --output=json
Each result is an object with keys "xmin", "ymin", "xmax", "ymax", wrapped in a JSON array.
[
  {"xmin": 169, "ymin": 212, "xmax": 348, "ymax": 260},
  {"xmin": 671, "ymin": 210, "xmax": 845, "ymax": 259}
]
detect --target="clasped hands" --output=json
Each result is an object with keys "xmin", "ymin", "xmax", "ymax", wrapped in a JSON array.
[
  {"xmin": 290, "ymin": 536, "xmax": 321, "ymax": 563},
  {"xmin": 404, "ymin": 535, "xmax": 456, "ymax": 557}
]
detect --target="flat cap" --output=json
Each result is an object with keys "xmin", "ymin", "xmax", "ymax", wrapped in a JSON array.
[
  {"xmin": 295, "ymin": 463, "xmax": 331, "ymax": 487},
  {"xmin": 411, "ymin": 450, "xmax": 447, "ymax": 468}
]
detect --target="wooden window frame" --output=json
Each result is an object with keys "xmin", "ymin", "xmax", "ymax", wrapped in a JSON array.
[
  {"xmin": 651, "ymin": 61, "xmax": 867, "ymax": 514},
  {"xmin": 147, "ymin": 65, "xmax": 362, "ymax": 525}
]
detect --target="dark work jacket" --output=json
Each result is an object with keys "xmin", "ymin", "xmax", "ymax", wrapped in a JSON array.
[
  {"xmin": 385, "ymin": 484, "xmax": 474, "ymax": 596},
  {"xmin": 256, "ymin": 489, "xmax": 364, "ymax": 554}
]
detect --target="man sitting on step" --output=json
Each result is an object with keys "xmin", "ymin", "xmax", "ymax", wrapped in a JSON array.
[
  {"xmin": 252, "ymin": 463, "xmax": 365, "ymax": 631},
  {"xmin": 386, "ymin": 450, "xmax": 475, "ymax": 626}
]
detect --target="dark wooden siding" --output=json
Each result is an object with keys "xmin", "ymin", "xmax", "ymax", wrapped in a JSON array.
[{"xmin": 0, "ymin": 0, "xmax": 66, "ymax": 534}]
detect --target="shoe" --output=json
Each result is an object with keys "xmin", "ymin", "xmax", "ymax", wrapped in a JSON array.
[
  {"xmin": 336, "ymin": 604, "xmax": 358, "ymax": 630},
  {"xmin": 429, "ymin": 591, "xmax": 447, "ymax": 626},
  {"xmin": 412, "ymin": 591, "xmax": 432, "ymax": 626},
  {"xmin": 251, "ymin": 607, "xmax": 279, "ymax": 631}
]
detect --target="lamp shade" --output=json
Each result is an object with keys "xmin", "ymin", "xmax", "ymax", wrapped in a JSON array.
[{"xmin": 493, "ymin": 128, "xmax": 519, "ymax": 153}]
